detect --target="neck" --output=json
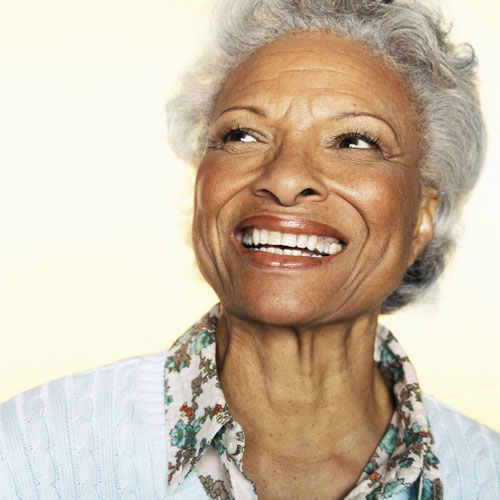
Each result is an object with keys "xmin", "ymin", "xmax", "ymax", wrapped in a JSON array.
[
  {"xmin": 216, "ymin": 306, "xmax": 391, "ymax": 417},
  {"xmin": 215, "ymin": 306, "xmax": 394, "ymax": 493}
]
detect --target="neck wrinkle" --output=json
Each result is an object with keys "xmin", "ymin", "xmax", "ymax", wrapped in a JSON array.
[{"xmin": 215, "ymin": 306, "xmax": 391, "ymax": 429}]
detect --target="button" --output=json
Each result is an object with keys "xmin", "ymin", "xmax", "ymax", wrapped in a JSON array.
[{"xmin": 223, "ymin": 432, "xmax": 239, "ymax": 455}]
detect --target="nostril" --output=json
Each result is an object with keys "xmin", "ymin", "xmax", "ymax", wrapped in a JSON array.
[{"xmin": 300, "ymin": 188, "xmax": 316, "ymax": 196}]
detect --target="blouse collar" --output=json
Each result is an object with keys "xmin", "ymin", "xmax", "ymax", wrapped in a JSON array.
[{"xmin": 164, "ymin": 305, "xmax": 442, "ymax": 499}]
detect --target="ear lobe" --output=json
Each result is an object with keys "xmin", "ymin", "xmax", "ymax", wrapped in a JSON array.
[{"xmin": 408, "ymin": 186, "xmax": 439, "ymax": 267}]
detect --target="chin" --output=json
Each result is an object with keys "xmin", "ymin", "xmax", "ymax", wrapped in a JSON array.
[{"xmin": 231, "ymin": 291, "xmax": 334, "ymax": 327}]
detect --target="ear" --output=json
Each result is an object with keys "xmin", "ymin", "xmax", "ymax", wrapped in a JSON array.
[{"xmin": 408, "ymin": 186, "xmax": 439, "ymax": 267}]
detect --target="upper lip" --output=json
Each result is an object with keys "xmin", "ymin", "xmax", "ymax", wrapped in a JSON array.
[{"xmin": 235, "ymin": 214, "xmax": 348, "ymax": 244}]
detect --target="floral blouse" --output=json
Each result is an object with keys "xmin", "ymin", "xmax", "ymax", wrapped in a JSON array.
[{"xmin": 165, "ymin": 305, "xmax": 442, "ymax": 499}]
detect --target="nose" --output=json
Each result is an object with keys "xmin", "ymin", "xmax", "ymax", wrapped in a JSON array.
[{"xmin": 251, "ymin": 149, "xmax": 328, "ymax": 206}]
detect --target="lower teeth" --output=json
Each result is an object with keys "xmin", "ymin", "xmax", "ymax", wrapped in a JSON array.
[{"xmin": 250, "ymin": 246, "xmax": 323, "ymax": 258}]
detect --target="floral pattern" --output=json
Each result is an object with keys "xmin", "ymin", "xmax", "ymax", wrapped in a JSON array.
[
  {"xmin": 165, "ymin": 305, "xmax": 442, "ymax": 499},
  {"xmin": 199, "ymin": 475, "xmax": 231, "ymax": 499},
  {"xmin": 349, "ymin": 329, "xmax": 442, "ymax": 499}
]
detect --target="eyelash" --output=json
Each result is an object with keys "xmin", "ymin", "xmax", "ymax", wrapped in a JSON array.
[
  {"xmin": 221, "ymin": 126, "xmax": 254, "ymax": 143},
  {"xmin": 209, "ymin": 127, "xmax": 382, "ymax": 151},
  {"xmin": 334, "ymin": 131, "xmax": 382, "ymax": 150},
  {"xmin": 206, "ymin": 126, "xmax": 254, "ymax": 151}
]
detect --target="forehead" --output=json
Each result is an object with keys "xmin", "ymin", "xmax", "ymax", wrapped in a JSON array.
[{"xmin": 213, "ymin": 31, "xmax": 418, "ymax": 125}]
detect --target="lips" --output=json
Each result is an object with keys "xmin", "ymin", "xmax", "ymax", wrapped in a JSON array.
[
  {"xmin": 234, "ymin": 214, "xmax": 347, "ymax": 268},
  {"xmin": 236, "ymin": 215, "xmax": 348, "ymax": 240}
]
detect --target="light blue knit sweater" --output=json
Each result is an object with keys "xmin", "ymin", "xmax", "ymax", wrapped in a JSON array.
[{"xmin": 0, "ymin": 351, "xmax": 499, "ymax": 499}]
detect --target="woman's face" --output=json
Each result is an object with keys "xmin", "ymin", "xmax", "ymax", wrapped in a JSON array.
[{"xmin": 193, "ymin": 31, "xmax": 437, "ymax": 326}]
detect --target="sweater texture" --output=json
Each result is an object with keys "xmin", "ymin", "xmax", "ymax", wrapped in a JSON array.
[{"xmin": 0, "ymin": 351, "xmax": 499, "ymax": 499}]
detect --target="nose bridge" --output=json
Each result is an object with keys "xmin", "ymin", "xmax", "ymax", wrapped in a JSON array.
[{"xmin": 251, "ymin": 134, "xmax": 328, "ymax": 206}]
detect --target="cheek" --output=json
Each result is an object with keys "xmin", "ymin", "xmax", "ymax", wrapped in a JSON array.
[
  {"xmin": 195, "ymin": 156, "xmax": 249, "ymax": 217},
  {"xmin": 192, "ymin": 157, "xmax": 251, "ymax": 266},
  {"xmin": 358, "ymin": 169, "xmax": 420, "ymax": 232},
  {"xmin": 193, "ymin": 161, "xmax": 230, "ymax": 246},
  {"xmin": 192, "ymin": 163, "xmax": 220, "ymax": 268},
  {"xmin": 336, "ymin": 165, "xmax": 422, "ymax": 275},
  {"xmin": 194, "ymin": 162, "xmax": 221, "ymax": 220}
]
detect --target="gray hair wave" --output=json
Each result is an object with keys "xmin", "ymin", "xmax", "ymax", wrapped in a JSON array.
[{"xmin": 167, "ymin": 0, "xmax": 485, "ymax": 313}]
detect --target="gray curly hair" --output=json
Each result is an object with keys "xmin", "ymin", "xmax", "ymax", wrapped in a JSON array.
[{"xmin": 167, "ymin": 0, "xmax": 485, "ymax": 313}]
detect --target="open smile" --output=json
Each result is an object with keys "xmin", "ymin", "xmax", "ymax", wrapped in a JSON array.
[
  {"xmin": 242, "ymin": 228, "xmax": 343, "ymax": 257},
  {"xmin": 234, "ymin": 215, "xmax": 347, "ymax": 268}
]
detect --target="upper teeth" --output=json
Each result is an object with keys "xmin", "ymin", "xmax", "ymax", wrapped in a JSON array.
[{"xmin": 242, "ymin": 228, "xmax": 343, "ymax": 256}]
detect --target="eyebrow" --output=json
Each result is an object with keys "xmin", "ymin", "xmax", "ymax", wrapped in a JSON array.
[{"xmin": 216, "ymin": 105, "xmax": 268, "ymax": 119}]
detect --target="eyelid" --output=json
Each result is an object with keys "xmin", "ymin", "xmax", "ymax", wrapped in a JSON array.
[
  {"xmin": 331, "ymin": 112, "xmax": 401, "ymax": 148},
  {"xmin": 218, "ymin": 124, "xmax": 271, "ymax": 145},
  {"xmin": 222, "ymin": 127, "xmax": 258, "ymax": 143},
  {"xmin": 333, "ymin": 131, "xmax": 381, "ymax": 150}
]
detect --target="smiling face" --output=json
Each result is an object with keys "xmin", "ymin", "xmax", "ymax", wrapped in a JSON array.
[{"xmin": 193, "ymin": 31, "xmax": 437, "ymax": 326}]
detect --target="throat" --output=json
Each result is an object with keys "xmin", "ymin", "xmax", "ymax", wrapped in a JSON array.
[
  {"xmin": 214, "ymin": 310, "xmax": 394, "ymax": 498},
  {"xmin": 239, "ymin": 403, "xmax": 393, "ymax": 500}
]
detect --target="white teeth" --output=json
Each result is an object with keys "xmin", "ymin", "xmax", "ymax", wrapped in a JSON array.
[
  {"xmin": 260, "ymin": 229, "xmax": 268, "ymax": 245},
  {"xmin": 242, "ymin": 228, "xmax": 344, "ymax": 257},
  {"xmin": 330, "ymin": 242, "xmax": 341, "ymax": 254},
  {"xmin": 281, "ymin": 233, "xmax": 297, "ymax": 248},
  {"xmin": 252, "ymin": 228, "xmax": 260, "ymax": 246},
  {"xmin": 306, "ymin": 235, "xmax": 317, "ymax": 251},
  {"xmin": 316, "ymin": 238, "xmax": 325, "ymax": 254},
  {"xmin": 296, "ymin": 234, "xmax": 308, "ymax": 248},
  {"xmin": 249, "ymin": 245, "xmax": 343, "ymax": 257},
  {"xmin": 268, "ymin": 231, "xmax": 282, "ymax": 245}
]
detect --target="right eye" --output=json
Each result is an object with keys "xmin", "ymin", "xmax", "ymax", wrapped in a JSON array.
[{"xmin": 223, "ymin": 128, "xmax": 257, "ymax": 143}]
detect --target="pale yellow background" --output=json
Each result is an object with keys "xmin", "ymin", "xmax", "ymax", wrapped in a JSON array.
[{"xmin": 1, "ymin": 0, "xmax": 499, "ymax": 433}]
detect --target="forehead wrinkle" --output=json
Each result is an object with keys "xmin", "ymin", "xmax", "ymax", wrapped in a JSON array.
[
  {"xmin": 238, "ymin": 52, "xmax": 410, "ymax": 100},
  {"xmin": 229, "ymin": 63, "xmax": 405, "ymax": 108},
  {"xmin": 240, "ymin": 60, "xmax": 365, "ymax": 81},
  {"xmin": 225, "ymin": 39, "xmax": 407, "ymax": 97},
  {"xmin": 223, "ymin": 73, "xmax": 386, "ymax": 104},
  {"xmin": 246, "ymin": 42, "xmax": 392, "ymax": 71},
  {"xmin": 257, "ymin": 41, "xmax": 382, "ymax": 61}
]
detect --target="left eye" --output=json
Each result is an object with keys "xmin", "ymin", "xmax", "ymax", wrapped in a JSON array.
[
  {"xmin": 338, "ymin": 136, "xmax": 375, "ymax": 149},
  {"xmin": 224, "ymin": 129, "xmax": 257, "ymax": 143}
]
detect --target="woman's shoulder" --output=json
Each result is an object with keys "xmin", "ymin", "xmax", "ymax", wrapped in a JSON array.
[
  {"xmin": 0, "ymin": 351, "xmax": 170, "ymax": 499},
  {"xmin": 424, "ymin": 393, "xmax": 500, "ymax": 499},
  {"xmin": 0, "ymin": 349, "xmax": 168, "ymax": 416}
]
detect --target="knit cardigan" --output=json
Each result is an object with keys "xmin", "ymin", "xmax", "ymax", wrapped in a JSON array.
[{"xmin": 1, "ymin": 351, "xmax": 499, "ymax": 499}]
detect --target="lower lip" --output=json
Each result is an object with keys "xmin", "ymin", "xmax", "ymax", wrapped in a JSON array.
[{"xmin": 238, "ymin": 245, "xmax": 340, "ymax": 269}]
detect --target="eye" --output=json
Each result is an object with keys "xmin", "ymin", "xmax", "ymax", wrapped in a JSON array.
[
  {"xmin": 337, "ymin": 133, "xmax": 379, "ymax": 150},
  {"xmin": 223, "ymin": 128, "xmax": 257, "ymax": 143}
]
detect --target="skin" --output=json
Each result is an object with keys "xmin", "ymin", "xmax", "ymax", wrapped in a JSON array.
[{"xmin": 192, "ymin": 31, "xmax": 438, "ymax": 500}]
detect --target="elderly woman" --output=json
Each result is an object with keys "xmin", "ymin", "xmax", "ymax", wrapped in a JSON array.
[{"xmin": 1, "ymin": 0, "xmax": 499, "ymax": 499}]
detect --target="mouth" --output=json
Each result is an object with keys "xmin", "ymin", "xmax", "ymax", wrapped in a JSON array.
[
  {"xmin": 242, "ymin": 228, "xmax": 343, "ymax": 257},
  {"xmin": 234, "ymin": 215, "xmax": 347, "ymax": 267}
]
